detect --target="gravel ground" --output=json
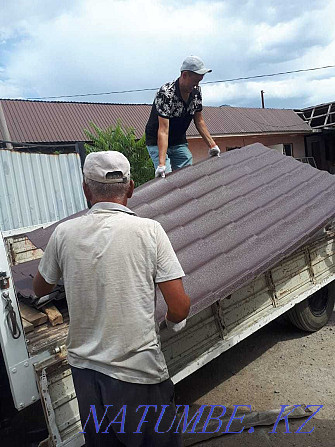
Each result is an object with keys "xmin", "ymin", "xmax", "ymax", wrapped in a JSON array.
[{"xmin": 175, "ymin": 308, "xmax": 335, "ymax": 446}]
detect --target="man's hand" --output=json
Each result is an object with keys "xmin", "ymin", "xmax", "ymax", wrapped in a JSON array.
[
  {"xmin": 155, "ymin": 165, "xmax": 166, "ymax": 178},
  {"xmin": 208, "ymin": 145, "xmax": 220, "ymax": 157},
  {"xmin": 165, "ymin": 314, "xmax": 187, "ymax": 332},
  {"xmin": 159, "ymin": 278, "xmax": 190, "ymax": 331}
]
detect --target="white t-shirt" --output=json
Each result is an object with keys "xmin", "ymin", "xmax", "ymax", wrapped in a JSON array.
[{"xmin": 38, "ymin": 202, "xmax": 185, "ymax": 384}]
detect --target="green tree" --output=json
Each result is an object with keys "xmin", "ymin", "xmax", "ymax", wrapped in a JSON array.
[{"xmin": 84, "ymin": 121, "xmax": 154, "ymax": 187}]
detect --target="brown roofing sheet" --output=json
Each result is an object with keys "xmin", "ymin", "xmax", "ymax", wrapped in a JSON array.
[
  {"xmin": 188, "ymin": 106, "xmax": 311, "ymax": 136},
  {"xmin": 1, "ymin": 99, "xmax": 311, "ymax": 144},
  {"xmin": 0, "ymin": 100, "xmax": 151, "ymax": 142},
  {"xmin": 18, "ymin": 143, "xmax": 335, "ymax": 323},
  {"xmin": 11, "ymin": 259, "xmax": 40, "ymax": 299}
]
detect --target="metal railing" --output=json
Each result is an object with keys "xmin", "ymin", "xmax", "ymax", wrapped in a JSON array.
[{"xmin": 295, "ymin": 157, "xmax": 317, "ymax": 168}]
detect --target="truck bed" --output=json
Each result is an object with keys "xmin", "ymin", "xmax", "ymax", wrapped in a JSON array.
[{"xmin": 16, "ymin": 228, "xmax": 335, "ymax": 446}]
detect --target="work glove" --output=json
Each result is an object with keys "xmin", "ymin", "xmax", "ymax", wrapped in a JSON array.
[
  {"xmin": 165, "ymin": 314, "xmax": 187, "ymax": 333},
  {"xmin": 208, "ymin": 145, "xmax": 220, "ymax": 157},
  {"xmin": 155, "ymin": 165, "xmax": 166, "ymax": 178}
]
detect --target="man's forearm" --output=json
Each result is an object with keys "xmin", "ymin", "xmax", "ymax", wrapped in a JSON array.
[
  {"xmin": 157, "ymin": 131, "xmax": 169, "ymax": 166},
  {"xmin": 195, "ymin": 117, "xmax": 216, "ymax": 148},
  {"xmin": 33, "ymin": 270, "xmax": 56, "ymax": 297}
]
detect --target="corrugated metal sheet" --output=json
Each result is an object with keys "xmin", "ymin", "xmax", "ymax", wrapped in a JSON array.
[
  {"xmin": 0, "ymin": 149, "xmax": 86, "ymax": 231},
  {"xmin": 188, "ymin": 106, "xmax": 312, "ymax": 136},
  {"xmin": 19, "ymin": 143, "xmax": 335, "ymax": 323},
  {"xmin": 0, "ymin": 99, "xmax": 151, "ymax": 142},
  {"xmin": 0, "ymin": 99, "xmax": 311, "ymax": 143}
]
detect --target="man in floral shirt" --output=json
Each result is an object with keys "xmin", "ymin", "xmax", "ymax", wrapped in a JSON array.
[{"xmin": 145, "ymin": 56, "xmax": 220, "ymax": 178}]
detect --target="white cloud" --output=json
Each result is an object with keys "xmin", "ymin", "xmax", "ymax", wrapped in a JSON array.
[
  {"xmin": 0, "ymin": 0, "xmax": 335, "ymax": 108},
  {"xmin": 202, "ymin": 71, "xmax": 335, "ymax": 109},
  {"xmin": 0, "ymin": 80, "xmax": 23, "ymax": 98}
]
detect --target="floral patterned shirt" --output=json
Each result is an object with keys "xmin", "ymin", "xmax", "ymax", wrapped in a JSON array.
[{"xmin": 145, "ymin": 78, "xmax": 202, "ymax": 146}]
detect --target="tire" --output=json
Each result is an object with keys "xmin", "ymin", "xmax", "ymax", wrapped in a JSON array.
[{"xmin": 287, "ymin": 282, "xmax": 335, "ymax": 332}]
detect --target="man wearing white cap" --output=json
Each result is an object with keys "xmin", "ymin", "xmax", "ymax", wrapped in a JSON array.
[
  {"xmin": 33, "ymin": 151, "xmax": 190, "ymax": 446},
  {"xmin": 145, "ymin": 55, "xmax": 220, "ymax": 178}
]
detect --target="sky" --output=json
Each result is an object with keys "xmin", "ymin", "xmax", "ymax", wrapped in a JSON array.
[{"xmin": 1, "ymin": 0, "xmax": 335, "ymax": 109}]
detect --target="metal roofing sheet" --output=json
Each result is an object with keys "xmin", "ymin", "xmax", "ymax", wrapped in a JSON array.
[
  {"xmin": 11, "ymin": 259, "xmax": 40, "ymax": 300},
  {"xmin": 18, "ymin": 143, "xmax": 335, "ymax": 323},
  {"xmin": 0, "ymin": 99, "xmax": 311, "ymax": 144},
  {"xmin": 0, "ymin": 149, "xmax": 86, "ymax": 231}
]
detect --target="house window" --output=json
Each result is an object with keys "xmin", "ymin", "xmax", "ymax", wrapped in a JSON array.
[{"xmin": 283, "ymin": 144, "xmax": 293, "ymax": 156}]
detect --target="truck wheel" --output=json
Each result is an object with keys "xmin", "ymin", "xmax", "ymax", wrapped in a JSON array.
[{"xmin": 287, "ymin": 282, "xmax": 335, "ymax": 332}]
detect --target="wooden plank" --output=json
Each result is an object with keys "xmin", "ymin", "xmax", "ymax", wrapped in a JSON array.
[
  {"xmin": 26, "ymin": 317, "xmax": 69, "ymax": 356},
  {"xmin": 42, "ymin": 304, "xmax": 63, "ymax": 326},
  {"xmin": 19, "ymin": 302, "xmax": 47, "ymax": 327},
  {"xmin": 22, "ymin": 318, "xmax": 34, "ymax": 334}
]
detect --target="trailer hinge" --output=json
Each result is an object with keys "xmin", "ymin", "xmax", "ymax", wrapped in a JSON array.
[
  {"xmin": 40, "ymin": 368, "xmax": 62, "ymax": 446},
  {"xmin": 265, "ymin": 271, "xmax": 278, "ymax": 307},
  {"xmin": 212, "ymin": 300, "xmax": 227, "ymax": 338},
  {"xmin": 53, "ymin": 344, "xmax": 67, "ymax": 357},
  {"xmin": 0, "ymin": 271, "xmax": 10, "ymax": 289},
  {"xmin": 304, "ymin": 247, "xmax": 316, "ymax": 285},
  {"xmin": 2, "ymin": 290, "xmax": 21, "ymax": 339}
]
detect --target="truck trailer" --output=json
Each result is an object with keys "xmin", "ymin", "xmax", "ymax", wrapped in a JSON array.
[{"xmin": 0, "ymin": 143, "xmax": 334, "ymax": 446}]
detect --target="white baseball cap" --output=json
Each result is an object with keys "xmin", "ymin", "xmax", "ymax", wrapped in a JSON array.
[
  {"xmin": 180, "ymin": 56, "xmax": 212, "ymax": 75},
  {"xmin": 83, "ymin": 151, "xmax": 130, "ymax": 184}
]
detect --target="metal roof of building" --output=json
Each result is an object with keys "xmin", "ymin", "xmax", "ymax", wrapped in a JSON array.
[
  {"xmin": 0, "ymin": 100, "xmax": 150, "ymax": 142},
  {"xmin": 0, "ymin": 99, "xmax": 311, "ymax": 144},
  {"xmin": 14, "ymin": 143, "xmax": 335, "ymax": 323},
  {"xmin": 187, "ymin": 106, "xmax": 311, "ymax": 136}
]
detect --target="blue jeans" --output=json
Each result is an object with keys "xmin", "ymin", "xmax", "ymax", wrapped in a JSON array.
[{"xmin": 147, "ymin": 143, "xmax": 193, "ymax": 173}]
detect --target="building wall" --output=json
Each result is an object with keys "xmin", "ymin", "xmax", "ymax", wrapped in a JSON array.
[
  {"xmin": 305, "ymin": 132, "xmax": 335, "ymax": 173},
  {"xmin": 188, "ymin": 134, "xmax": 306, "ymax": 163}
]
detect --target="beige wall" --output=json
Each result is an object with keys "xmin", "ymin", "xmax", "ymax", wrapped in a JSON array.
[{"xmin": 188, "ymin": 134, "xmax": 306, "ymax": 163}]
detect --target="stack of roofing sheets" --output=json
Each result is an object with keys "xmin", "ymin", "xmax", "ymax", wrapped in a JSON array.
[{"xmin": 19, "ymin": 143, "xmax": 335, "ymax": 322}]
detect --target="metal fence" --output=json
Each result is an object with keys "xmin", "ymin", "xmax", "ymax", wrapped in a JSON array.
[
  {"xmin": 0, "ymin": 148, "xmax": 86, "ymax": 232},
  {"xmin": 295, "ymin": 156, "xmax": 317, "ymax": 168}
]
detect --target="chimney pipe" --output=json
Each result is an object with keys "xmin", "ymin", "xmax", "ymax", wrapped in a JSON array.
[{"xmin": 261, "ymin": 90, "xmax": 265, "ymax": 108}]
